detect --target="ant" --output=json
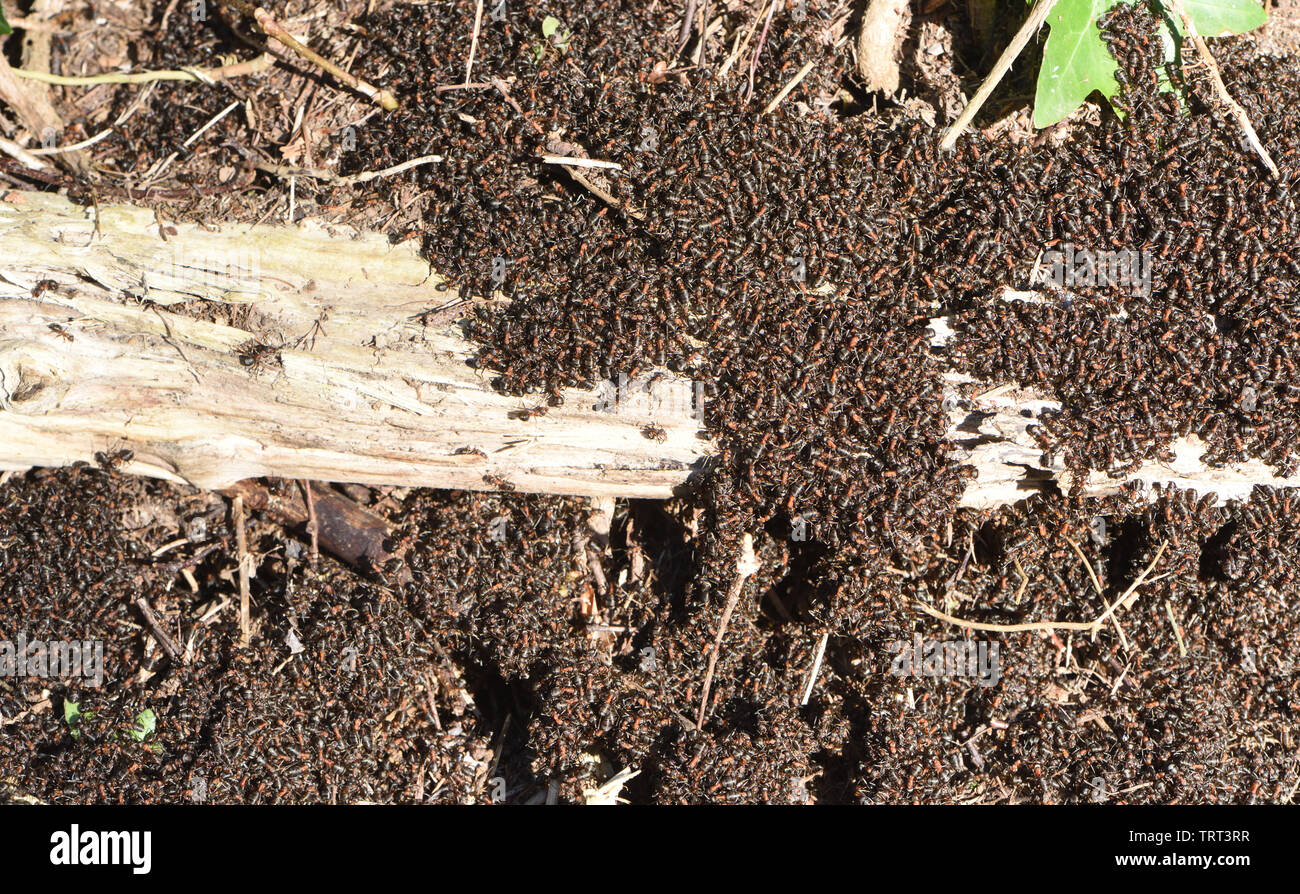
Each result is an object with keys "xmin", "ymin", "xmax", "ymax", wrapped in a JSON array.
[
  {"xmin": 236, "ymin": 338, "xmax": 284, "ymax": 375},
  {"xmin": 94, "ymin": 447, "xmax": 135, "ymax": 472},
  {"xmin": 507, "ymin": 405, "xmax": 548, "ymax": 421},
  {"xmin": 483, "ymin": 474, "xmax": 517, "ymax": 492},
  {"xmin": 641, "ymin": 424, "xmax": 668, "ymax": 443},
  {"xmin": 47, "ymin": 323, "xmax": 73, "ymax": 342}
]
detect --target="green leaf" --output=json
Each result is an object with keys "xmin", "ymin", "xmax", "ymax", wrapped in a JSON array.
[
  {"xmin": 1033, "ymin": 0, "xmax": 1267, "ymax": 129},
  {"xmin": 63, "ymin": 700, "xmax": 92, "ymax": 740},
  {"xmin": 1169, "ymin": 0, "xmax": 1267, "ymax": 37},
  {"xmin": 541, "ymin": 16, "xmax": 560, "ymax": 38},
  {"xmin": 130, "ymin": 708, "xmax": 157, "ymax": 742},
  {"xmin": 0, "ymin": 7, "xmax": 10, "ymax": 36},
  {"xmin": 1034, "ymin": 0, "xmax": 1127, "ymax": 129}
]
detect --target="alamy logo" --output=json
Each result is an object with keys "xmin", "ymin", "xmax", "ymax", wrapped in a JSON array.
[
  {"xmin": 0, "ymin": 634, "xmax": 103, "ymax": 687},
  {"xmin": 887, "ymin": 634, "xmax": 1000, "ymax": 687},
  {"xmin": 594, "ymin": 373, "xmax": 705, "ymax": 421},
  {"xmin": 49, "ymin": 825, "xmax": 151, "ymax": 874},
  {"xmin": 1043, "ymin": 243, "xmax": 1152, "ymax": 297}
]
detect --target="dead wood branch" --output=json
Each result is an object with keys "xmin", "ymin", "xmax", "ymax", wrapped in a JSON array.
[{"xmin": 2, "ymin": 192, "xmax": 1299, "ymax": 509}]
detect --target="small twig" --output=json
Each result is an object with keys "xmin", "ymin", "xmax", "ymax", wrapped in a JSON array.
[
  {"xmin": 28, "ymin": 129, "xmax": 113, "ymax": 156},
  {"xmin": 423, "ymin": 674, "xmax": 442, "ymax": 731},
  {"xmin": 1164, "ymin": 0, "xmax": 1279, "ymax": 179},
  {"xmin": 800, "ymin": 630, "xmax": 830, "ymax": 706},
  {"xmin": 219, "ymin": 0, "xmax": 397, "ymax": 110},
  {"xmin": 10, "ymin": 53, "xmax": 274, "ymax": 86},
  {"xmin": 694, "ymin": 0, "xmax": 711, "ymax": 67},
  {"xmin": 557, "ymin": 163, "xmax": 646, "ymax": 222},
  {"xmin": 232, "ymin": 495, "xmax": 252, "ymax": 647},
  {"xmin": 718, "ymin": 0, "xmax": 769, "ymax": 79},
  {"xmin": 915, "ymin": 602, "xmax": 1098, "ymax": 633},
  {"xmin": 465, "ymin": 0, "xmax": 485, "ymax": 85},
  {"xmin": 134, "ymin": 596, "xmax": 186, "ymax": 665},
  {"xmin": 743, "ymin": 0, "xmax": 778, "ymax": 102},
  {"xmin": 916, "ymin": 541, "xmax": 1168, "ymax": 636},
  {"xmin": 677, "ymin": 0, "xmax": 699, "ymax": 57},
  {"xmin": 541, "ymin": 155, "xmax": 622, "ymax": 170},
  {"xmin": 697, "ymin": 533, "xmax": 760, "ymax": 728},
  {"xmin": 763, "ymin": 60, "xmax": 815, "ymax": 115},
  {"xmin": 1066, "ymin": 536, "xmax": 1128, "ymax": 650},
  {"xmin": 939, "ymin": 0, "xmax": 1058, "ymax": 151},
  {"xmin": 301, "ymin": 480, "xmax": 320, "ymax": 569},
  {"xmin": 1165, "ymin": 599, "xmax": 1188, "ymax": 658},
  {"xmin": 229, "ymin": 143, "xmax": 441, "ymax": 186},
  {"xmin": 1090, "ymin": 541, "xmax": 1168, "ymax": 638},
  {"xmin": 0, "ymin": 137, "xmax": 50, "ymax": 171}
]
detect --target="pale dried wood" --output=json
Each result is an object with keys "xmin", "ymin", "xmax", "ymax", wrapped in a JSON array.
[
  {"xmin": 1, "ymin": 190, "xmax": 1297, "ymax": 508},
  {"xmin": 0, "ymin": 191, "xmax": 705, "ymax": 498}
]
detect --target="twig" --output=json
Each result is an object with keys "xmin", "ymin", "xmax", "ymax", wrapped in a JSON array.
[
  {"xmin": 1164, "ymin": 0, "xmax": 1279, "ymax": 179},
  {"xmin": 916, "ymin": 542, "xmax": 1168, "ymax": 635},
  {"xmin": 9, "ymin": 53, "xmax": 274, "ymax": 86},
  {"xmin": 800, "ymin": 630, "xmax": 830, "ymax": 705},
  {"xmin": 763, "ymin": 60, "xmax": 815, "ymax": 115},
  {"xmin": 697, "ymin": 533, "xmax": 760, "ymax": 728},
  {"xmin": 541, "ymin": 155, "xmax": 622, "ymax": 170},
  {"xmin": 1165, "ymin": 600, "xmax": 1188, "ymax": 657},
  {"xmin": 134, "ymin": 596, "xmax": 186, "ymax": 665},
  {"xmin": 744, "ymin": 0, "xmax": 778, "ymax": 101},
  {"xmin": 423, "ymin": 674, "xmax": 442, "ymax": 731},
  {"xmin": 28, "ymin": 129, "xmax": 114, "ymax": 156},
  {"xmin": 1066, "ymin": 536, "xmax": 1128, "ymax": 649},
  {"xmin": 677, "ymin": 0, "xmax": 699, "ymax": 57},
  {"xmin": 915, "ymin": 602, "xmax": 1099, "ymax": 633},
  {"xmin": 229, "ymin": 144, "xmax": 441, "ymax": 185},
  {"xmin": 465, "ymin": 0, "xmax": 485, "ymax": 85},
  {"xmin": 0, "ymin": 137, "xmax": 50, "ymax": 171},
  {"xmin": 939, "ymin": 0, "xmax": 1058, "ymax": 151},
  {"xmin": 556, "ymin": 163, "xmax": 646, "ymax": 222},
  {"xmin": 301, "ymin": 480, "xmax": 320, "ymax": 569},
  {"xmin": 233, "ymin": 495, "xmax": 252, "ymax": 647},
  {"xmin": 1090, "ymin": 542, "xmax": 1167, "ymax": 637},
  {"xmin": 719, "ymin": 0, "xmax": 770, "ymax": 79},
  {"xmin": 219, "ymin": 0, "xmax": 398, "ymax": 110}
]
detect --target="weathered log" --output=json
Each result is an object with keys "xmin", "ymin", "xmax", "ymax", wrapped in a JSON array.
[
  {"xmin": 3, "ymin": 190, "xmax": 1298, "ymax": 508},
  {"xmin": 0, "ymin": 191, "xmax": 705, "ymax": 498}
]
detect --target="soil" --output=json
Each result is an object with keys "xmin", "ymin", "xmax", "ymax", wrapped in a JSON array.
[{"xmin": 2, "ymin": 0, "xmax": 1299, "ymax": 804}]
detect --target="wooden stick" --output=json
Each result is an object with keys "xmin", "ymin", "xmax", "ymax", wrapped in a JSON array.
[
  {"xmin": 301, "ymin": 479, "xmax": 320, "ymax": 569},
  {"xmin": 233, "ymin": 495, "xmax": 252, "ymax": 647},
  {"xmin": 219, "ymin": 0, "xmax": 397, "ymax": 110},
  {"xmin": 1164, "ymin": 0, "xmax": 1279, "ymax": 178},
  {"xmin": 697, "ymin": 533, "xmax": 759, "ymax": 728},
  {"xmin": 465, "ymin": 0, "xmax": 485, "ymax": 85},
  {"xmin": 133, "ymin": 596, "xmax": 186, "ymax": 665},
  {"xmin": 939, "ymin": 0, "xmax": 1058, "ymax": 151}
]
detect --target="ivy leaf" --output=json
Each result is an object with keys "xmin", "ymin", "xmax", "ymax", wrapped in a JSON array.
[
  {"xmin": 1033, "ymin": 0, "xmax": 1123, "ymax": 129},
  {"xmin": 1167, "ymin": 0, "xmax": 1267, "ymax": 37},
  {"xmin": 1032, "ymin": 0, "xmax": 1268, "ymax": 129},
  {"xmin": 0, "ymin": 6, "xmax": 10, "ymax": 36}
]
